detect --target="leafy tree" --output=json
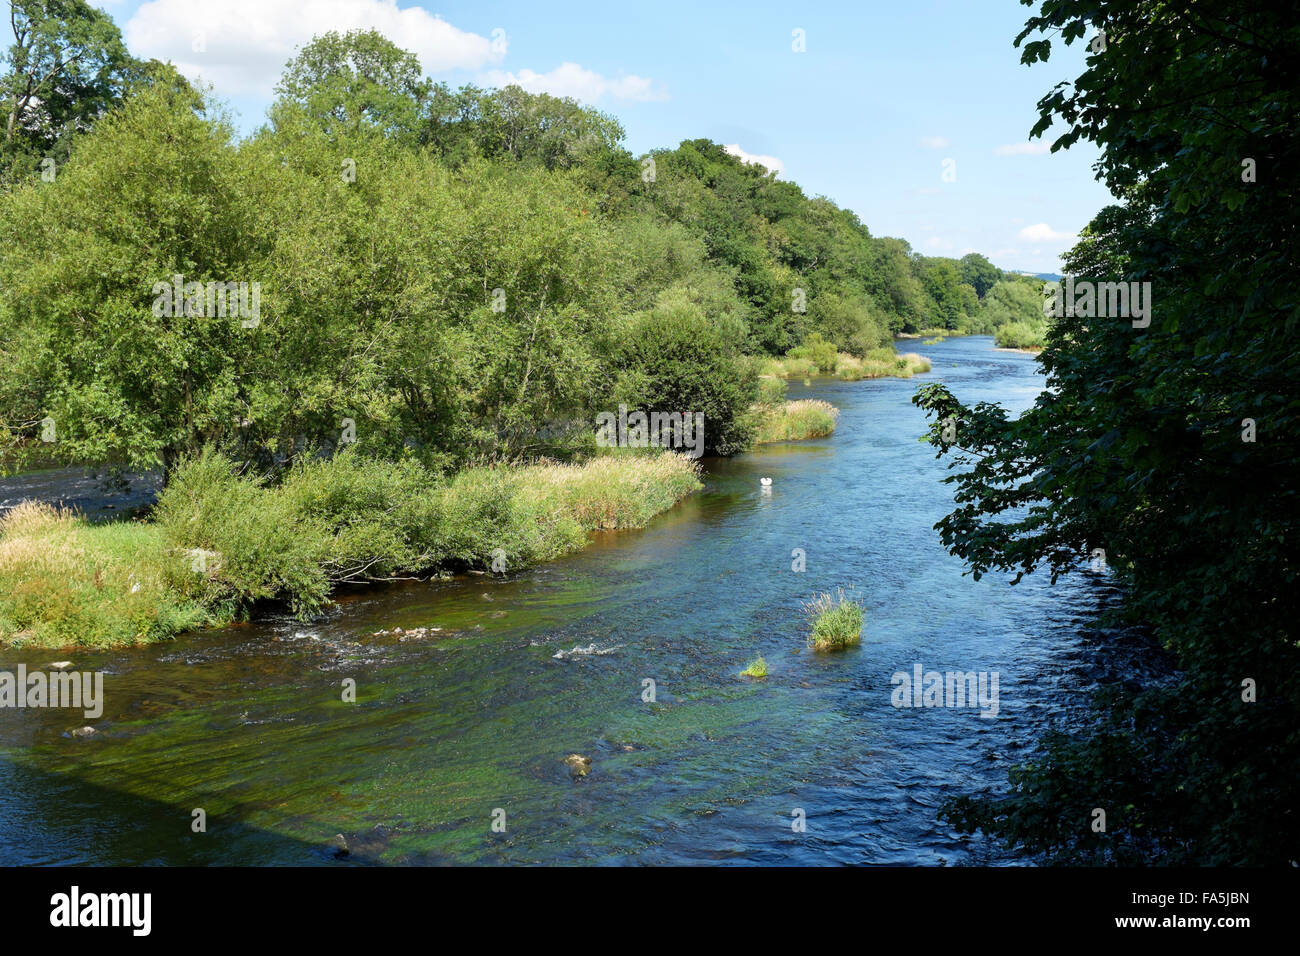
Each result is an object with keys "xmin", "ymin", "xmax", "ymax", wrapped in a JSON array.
[
  {"xmin": 918, "ymin": 257, "xmax": 976, "ymax": 329},
  {"xmin": 1, "ymin": 0, "xmax": 135, "ymax": 183},
  {"xmin": 271, "ymin": 29, "xmax": 429, "ymax": 142},
  {"xmin": 0, "ymin": 82, "xmax": 261, "ymax": 479},
  {"xmin": 615, "ymin": 288, "xmax": 758, "ymax": 456},
  {"xmin": 959, "ymin": 252, "xmax": 1001, "ymax": 299},
  {"xmin": 915, "ymin": 0, "xmax": 1300, "ymax": 864}
]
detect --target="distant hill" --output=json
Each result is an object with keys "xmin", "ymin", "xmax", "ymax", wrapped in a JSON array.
[{"xmin": 1012, "ymin": 270, "xmax": 1062, "ymax": 282}]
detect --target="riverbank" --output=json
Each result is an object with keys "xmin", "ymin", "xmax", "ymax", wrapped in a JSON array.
[
  {"xmin": 755, "ymin": 399, "xmax": 840, "ymax": 443},
  {"xmin": 0, "ymin": 450, "xmax": 702, "ymax": 649},
  {"xmin": 762, "ymin": 349, "xmax": 930, "ymax": 381}
]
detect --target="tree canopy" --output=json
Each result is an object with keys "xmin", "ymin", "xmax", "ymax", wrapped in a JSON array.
[{"xmin": 915, "ymin": 0, "xmax": 1300, "ymax": 864}]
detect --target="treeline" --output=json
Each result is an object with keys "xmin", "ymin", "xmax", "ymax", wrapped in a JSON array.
[
  {"xmin": 0, "ymin": 7, "xmax": 1035, "ymax": 480},
  {"xmin": 915, "ymin": 0, "xmax": 1299, "ymax": 864}
]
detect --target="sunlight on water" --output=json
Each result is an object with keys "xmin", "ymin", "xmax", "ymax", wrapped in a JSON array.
[{"xmin": 0, "ymin": 337, "xmax": 1117, "ymax": 865}]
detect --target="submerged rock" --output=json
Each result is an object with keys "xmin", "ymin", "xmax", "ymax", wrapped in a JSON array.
[
  {"xmin": 564, "ymin": 754, "xmax": 592, "ymax": 778},
  {"xmin": 552, "ymin": 643, "xmax": 621, "ymax": 661},
  {"xmin": 375, "ymin": 626, "xmax": 444, "ymax": 639},
  {"xmin": 329, "ymin": 833, "xmax": 350, "ymax": 857}
]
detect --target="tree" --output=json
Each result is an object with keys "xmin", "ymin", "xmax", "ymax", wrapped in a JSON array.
[
  {"xmin": 271, "ymin": 29, "xmax": 429, "ymax": 142},
  {"xmin": 914, "ymin": 0, "xmax": 1300, "ymax": 864},
  {"xmin": 0, "ymin": 82, "xmax": 260, "ymax": 480},
  {"xmin": 959, "ymin": 252, "xmax": 1001, "ymax": 299},
  {"xmin": 1, "ymin": 0, "xmax": 135, "ymax": 183},
  {"xmin": 616, "ymin": 288, "xmax": 758, "ymax": 456}
]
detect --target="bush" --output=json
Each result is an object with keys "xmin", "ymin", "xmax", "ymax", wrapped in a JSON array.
[
  {"xmin": 803, "ymin": 588, "xmax": 864, "ymax": 651},
  {"xmin": 0, "ymin": 502, "xmax": 212, "ymax": 648},
  {"xmin": 785, "ymin": 332, "xmax": 839, "ymax": 374},
  {"xmin": 757, "ymin": 374, "xmax": 787, "ymax": 406},
  {"xmin": 994, "ymin": 321, "xmax": 1045, "ymax": 350},
  {"xmin": 739, "ymin": 656, "xmax": 768, "ymax": 678},
  {"xmin": 153, "ymin": 449, "xmax": 333, "ymax": 616},
  {"xmin": 617, "ymin": 289, "xmax": 759, "ymax": 456},
  {"xmin": 755, "ymin": 400, "xmax": 839, "ymax": 443}
]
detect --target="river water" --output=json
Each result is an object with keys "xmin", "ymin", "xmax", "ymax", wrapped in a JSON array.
[{"xmin": 0, "ymin": 336, "xmax": 1120, "ymax": 865}]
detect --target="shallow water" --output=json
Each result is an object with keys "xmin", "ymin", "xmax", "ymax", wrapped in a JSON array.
[{"xmin": 0, "ymin": 336, "xmax": 1120, "ymax": 865}]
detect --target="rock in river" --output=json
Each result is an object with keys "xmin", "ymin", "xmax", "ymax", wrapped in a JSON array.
[{"xmin": 563, "ymin": 754, "xmax": 592, "ymax": 778}]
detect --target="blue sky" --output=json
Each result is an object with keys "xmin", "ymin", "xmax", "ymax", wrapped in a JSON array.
[{"xmin": 36, "ymin": 0, "xmax": 1114, "ymax": 272}]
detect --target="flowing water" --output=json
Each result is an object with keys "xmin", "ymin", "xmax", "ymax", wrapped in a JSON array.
[{"xmin": 0, "ymin": 336, "xmax": 1123, "ymax": 865}]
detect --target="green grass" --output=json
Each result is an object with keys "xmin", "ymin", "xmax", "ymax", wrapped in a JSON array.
[
  {"xmin": 1, "ymin": 448, "xmax": 703, "ymax": 648},
  {"xmin": 755, "ymin": 399, "xmax": 839, "ymax": 443},
  {"xmin": 994, "ymin": 321, "xmax": 1045, "ymax": 350},
  {"xmin": 760, "ymin": 345, "xmax": 933, "ymax": 382},
  {"xmin": 803, "ymin": 588, "xmax": 864, "ymax": 652},
  {"xmin": 0, "ymin": 502, "xmax": 217, "ymax": 648},
  {"xmin": 763, "ymin": 349, "xmax": 930, "ymax": 382},
  {"xmin": 760, "ymin": 355, "xmax": 819, "ymax": 379},
  {"xmin": 739, "ymin": 655, "xmax": 768, "ymax": 678}
]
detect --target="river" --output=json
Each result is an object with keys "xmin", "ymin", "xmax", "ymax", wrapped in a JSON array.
[{"xmin": 0, "ymin": 336, "xmax": 1122, "ymax": 865}]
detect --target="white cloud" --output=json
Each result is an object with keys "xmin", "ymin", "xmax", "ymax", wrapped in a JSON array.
[
  {"xmin": 481, "ymin": 62, "xmax": 666, "ymax": 104},
  {"xmin": 919, "ymin": 135, "xmax": 950, "ymax": 149},
  {"xmin": 994, "ymin": 140, "xmax": 1054, "ymax": 156},
  {"xmin": 1018, "ymin": 223, "xmax": 1075, "ymax": 243},
  {"xmin": 723, "ymin": 144, "xmax": 784, "ymax": 178},
  {"xmin": 924, "ymin": 236, "xmax": 954, "ymax": 251},
  {"xmin": 126, "ymin": 0, "xmax": 505, "ymax": 97}
]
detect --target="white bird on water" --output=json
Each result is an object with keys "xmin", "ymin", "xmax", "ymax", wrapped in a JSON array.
[{"xmin": 760, "ymin": 477, "xmax": 773, "ymax": 487}]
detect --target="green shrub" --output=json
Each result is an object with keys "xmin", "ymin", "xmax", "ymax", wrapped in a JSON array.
[
  {"xmin": 803, "ymin": 588, "xmax": 864, "ymax": 651},
  {"xmin": 4, "ymin": 446, "xmax": 704, "ymax": 646},
  {"xmin": 785, "ymin": 332, "xmax": 838, "ymax": 375},
  {"xmin": 995, "ymin": 321, "xmax": 1045, "ymax": 350},
  {"xmin": 739, "ymin": 656, "xmax": 768, "ymax": 678},
  {"xmin": 153, "ymin": 449, "xmax": 332, "ymax": 616},
  {"xmin": 755, "ymin": 400, "xmax": 839, "ymax": 443},
  {"xmin": 617, "ymin": 289, "xmax": 759, "ymax": 456},
  {"xmin": 757, "ymin": 374, "xmax": 787, "ymax": 406}
]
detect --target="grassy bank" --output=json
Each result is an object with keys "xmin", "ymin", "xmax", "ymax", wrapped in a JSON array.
[
  {"xmin": 761, "ymin": 348, "xmax": 930, "ymax": 382},
  {"xmin": 755, "ymin": 399, "xmax": 840, "ymax": 443},
  {"xmin": 993, "ymin": 321, "xmax": 1046, "ymax": 350},
  {"xmin": 0, "ymin": 450, "xmax": 702, "ymax": 649}
]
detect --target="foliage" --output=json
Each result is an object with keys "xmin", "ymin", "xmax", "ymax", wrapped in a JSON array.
[
  {"xmin": 802, "ymin": 588, "xmax": 863, "ymax": 652},
  {"xmin": 914, "ymin": 0, "xmax": 1300, "ymax": 865},
  {"xmin": 755, "ymin": 399, "xmax": 838, "ymax": 444},
  {"xmin": 2, "ymin": 447, "xmax": 702, "ymax": 646},
  {"xmin": 0, "ymin": 0, "xmax": 137, "ymax": 184}
]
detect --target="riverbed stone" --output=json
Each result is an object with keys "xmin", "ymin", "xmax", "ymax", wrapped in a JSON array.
[{"xmin": 564, "ymin": 754, "xmax": 592, "ymax": 778}]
